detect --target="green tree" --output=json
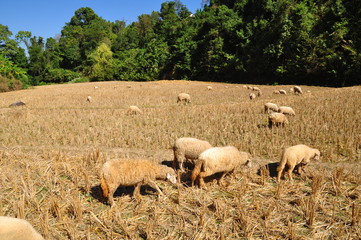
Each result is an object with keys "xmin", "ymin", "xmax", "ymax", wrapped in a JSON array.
[{"xmin": 88, "ymin": 43, "xmax": 115, "ymax": 81}]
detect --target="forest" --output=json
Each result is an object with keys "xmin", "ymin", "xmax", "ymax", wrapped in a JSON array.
[{"xmin": 1, "ymin": 0, "xmax": 360, "ymax": 91}]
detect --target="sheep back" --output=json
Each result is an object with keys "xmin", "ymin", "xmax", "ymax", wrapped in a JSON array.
[
  {"xmin": 0, "ymin": 216, "xmax": 44, "ymax": 240},
  {"xmin": 173, "ymin": 137, "xmax": 212, "ymax": 171}
]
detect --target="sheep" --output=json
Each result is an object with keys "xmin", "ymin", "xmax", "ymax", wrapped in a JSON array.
[
  {"xmin": 177, "ymin": 93, "xmax": 191, "ymax": 104},
  {"xmin": 264, "ymin": 102, "xmax": 279, "ymax": 113},
  {"xmin": 173, "ymin": 137, "xmax": 212, "ymax": 172},
  {"xmin": 252, "ymin": 86, "xmax": 261, "ymax": 92},
  {"xmin": 257, "ymin": 90, "xmax": 262, "ymax": 97},
  {"xmin": 268, "ymin": 112, "xmax": 289, "ymax": 128},
  {"xmin": 278, "ymin": 106, "xmax": 296, "ymax": 116},
  {"xmin": 100, "ymin": 158, "xmax": 177, "ymax": 206},
  {"xmin": 0, "ymin": 216, "xmax": 44, "ymax": 240},
  {"xmin": 249, "ymin": 93, "xmax": 256, "ymax": 100},
  {"xmin": 279, "ymin": 89, "xmax": 287, "ymax": 95},
  {"xmin": 290, "ymin": 87, "xmax": 294, "ymax": 93},
  {"xmin": 86, "ymin": 96, "xmax": 92, "ymax": 102},
  {"xmin": 191, "ymin": 146, "xmax": 252, "ymax": 188},
  {"xmin": 207, "ymin": 86, "xmax": 212, "ymax": 90},
  {"xmin": 247, "ymin": 86, "xmax": 253, "ymax": 90},
  {"xmin": 126, "ymin": 105, "xmax": 142, "ymax": 115},
  {"xmin": 273, "ymin": 90, "xmax": 280, "ymax": 95},
  {"xmin": 277, "ymin": 144, "xmax": 320, "ymax": 182},
  {"xmin": 293, "ymin": 86, "xmax": 303, "ymax": 95},
  {"xmin": 94, "ymin": 86, "xmax": 99, "ymax": 89}
]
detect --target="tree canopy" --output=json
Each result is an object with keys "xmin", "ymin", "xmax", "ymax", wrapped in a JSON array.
[{"xmin": 1, "ymin": 0, "xmax": 360, "ymax": 89}]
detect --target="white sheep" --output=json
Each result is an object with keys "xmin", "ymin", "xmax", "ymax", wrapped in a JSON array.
[
  {"xmin": 249, "ymin": 93, "xmax": 256, "ymax": 100},
  {"xmin": 207, "ymin": 86, "xmax": 212, "ymax": 90},
  {"xmin": 277, "ymin": 144, "xmax": 320, "ymax": 182},
  {"xmin": 86, "ymin": 96, "xmax": 92, "ymax": 102},
  {"xmin": 0, "ymin": 216, "xmax": 44, "ymax": 240},
  {"xmin": 173, "ymin": 137, "xmax": 212, "ymax": 172},
  {"xmin": 290, "ymin": 87, "xmax": 294, "ymax": 93},
  {"xmin": 257, "ymin": 90, "xmax": 262, "ymax": 97},
  {"xmin": 293, "ymin": 86, "xmax": 303, "ymax": 95},
  {"xmin": 94, "ymin": 86, "xmax": 99, "ymax": 89},
  {"xmin": 279, "ymin": 89, "xmax": 287, "ymax": 95},
  {"xmin": 100, "ymin": 159, "xmax": 177, "ymax": 206},
  {"xmin": 264, "ymin": 102, "xmax": 279, "ymax": 113},
  {"xmin": 278, "ymin": 106, "xmax": 296, "ymax": 116},
  {"xmin": 177, "ymin": 93, "xmax": 191, "ymax": 104},
  {"xmin": 252, "ymin": 86, "xmax": 261, "ymax": 92},
  {"xmin": 247, "ymin": 86, "xmax": 253, "ymax": 90},
  {"xmin": 268, "ymin": 112, "xmax": 289, "ymax": 128},
  {"xmin": 191, "ymin": 146, "xmax": 251, "ymax": 188},
  {"xmin": 273, "ymin": 90, "xmax": 280, "ymax": 95},
  {"xmin": 126, "ymin": 105, "xmax": 142, "ymax": 115}
]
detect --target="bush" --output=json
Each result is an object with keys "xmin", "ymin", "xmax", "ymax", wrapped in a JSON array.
[
  {"xmin": 44, "ymin": 68, "xmax": 81, "ymax": 83},
  {"xmin": 0, "ymin": 75, "xmax": 23, "ymax": 92}
]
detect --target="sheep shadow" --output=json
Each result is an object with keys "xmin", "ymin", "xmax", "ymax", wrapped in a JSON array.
[
  {"xmin": 257, "ymin": 162, "xmax": 279, "ymax": 178},
  {"xmin": 90, "ymin": 184, "xmax": 159, "ymax": 205}
]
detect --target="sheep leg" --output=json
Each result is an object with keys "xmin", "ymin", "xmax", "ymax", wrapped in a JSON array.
[
  {"xmin": 277, "ymin": 167, "xmax": 284, "ymax": 182},
  {"xmin": 147, "ymin": 180, "xmax": 164, "ymax": 196},
  {"xmin": 287, "ymin": 165, "xmax": 295, "ymax": 182},
  {"xmin": 133, "ymin": 182, "xmax": 142, "ymax": 200},
  {"xmin": 108, "ymin": 186, "xmax": 115, "ymax": 206}
]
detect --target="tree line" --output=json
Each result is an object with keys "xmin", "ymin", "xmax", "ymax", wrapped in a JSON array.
[{"xmin": 1, "ymin": 0, "xmax": 360, "ymax": 91}]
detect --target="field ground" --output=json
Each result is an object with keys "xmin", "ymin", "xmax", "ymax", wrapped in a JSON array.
[{"xmin": 0, "ymin": 81, "xmax": 360, "ymax": 239}]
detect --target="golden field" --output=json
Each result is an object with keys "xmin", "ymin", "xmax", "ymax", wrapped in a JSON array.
[{"xmin": 0, "ymin": 81, "xmax": 360, "ymax": 239}]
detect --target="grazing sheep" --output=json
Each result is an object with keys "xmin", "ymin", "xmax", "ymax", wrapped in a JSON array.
[
  {"xmin": 264, "ymin": 102, "xmax": 279, "ymax": 113},
  {"xmin": 9, "ymin": 101, "xmax": 26, "ymax": 107},
  {"xmin": 257, "ymin": 90, "xmax": 262, "ymax": 97},
  {"xmin": 191, "ymin": 146, "xmax": 252, "ymax": 188},
  {"xmin": 290, "ymin": 87, "xmax": 294, "ymax": 93},
  {"xmin": 247, "ymin": 86, "xmax": 253, "ymax": 90},
  {"xmin": 94, "ymin": 86, "xmax": 99, "ymax": 89},
  {"xmin": 279, "ymin": 89, "xmax": 287, "ymax": 95},
  {"xmin": 100, "ymin": 159, "xmax": 177, "ymax": 206},
  {"xmin": 243, "ymin": 85, "xmax": 247, "ymax": 89},
  {"xmin": 86, "ymin": 96, "xmax": 92, "ymax": 102},
  {"xmin": 249, "ymin": 93, "xmax": 256, "ymax": 100},
  {"xmin": 277, "ymin": 144, "xmax": 321, "ymax": 182},
  {"xmin": 0, "ymin": 216, "xmax": 44, "ymax": 240},
  {"xmin": 252, "ymin": 87, "xmax": 261, "ymax": 92},
  {"xmin": 268, "ymin": 112, "xmax": 289, "ymax": 128},
  {"xmin": 173, "ymin": 137, "xmax": 212, "ymax": 172},
  {"xmin": 278, "ymin": 106, "xmax": 296, "ymax": 116},
  {"xmin": 177, "ymin": 93, "xmax": 191, "ymax": 104},
  {"xmin": 207, "ymin": 86, "xmax": 212, "ymax": 90},
  {"xmin": 126, "ymin": 105, "xmax": 142, "ymax": 115},
  {"xmin": 273, "ymin": 90, "xmax": 280, "ymax": 95},
  {"xmin": 293, "ymin": 86, "xmax": 303, "ymax": 95}
]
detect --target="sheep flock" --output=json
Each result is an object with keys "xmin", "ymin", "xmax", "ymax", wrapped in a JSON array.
[{"xmin": 1, "ymin": 81, "xmax": 358, "ymax": 240}]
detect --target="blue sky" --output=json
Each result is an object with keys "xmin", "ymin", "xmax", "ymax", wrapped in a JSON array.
[{"xmin": 1, "ymin": 0, "xmax": 202, "ymax": 40}]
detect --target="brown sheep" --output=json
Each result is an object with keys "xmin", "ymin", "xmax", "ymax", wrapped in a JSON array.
[
  {"xmin": 0, "ymin": 216, "xmax": 44, "ymax": 240},
  {"xmin": 191, "ymin": 146, "xmax": 251, "ymax": 188},
  {"xmin": 277, "ymin": 144, "xmax": 321, "ymax": 182},
  {"xmin": 100, "ymin": 159, "xmax": 177, "ymax": 206},
  {"xmin": 268, "ymin": 112, "xmax": 289, "ymax": 128}
]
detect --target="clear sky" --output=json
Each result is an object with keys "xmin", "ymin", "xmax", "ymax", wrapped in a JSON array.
[{"xmin": 1, "ymin": 0, "xmax": 202, "ymax": 40}]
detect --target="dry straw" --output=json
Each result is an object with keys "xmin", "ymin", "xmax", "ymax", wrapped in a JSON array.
[{"xmin": 0, "ymin": 81, "xmax": 360, "ymax": 239}]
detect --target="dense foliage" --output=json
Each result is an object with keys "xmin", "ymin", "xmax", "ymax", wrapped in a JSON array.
[{"xmin": 1, "ymin": 0, "xmax": 361, "ymax": 88}]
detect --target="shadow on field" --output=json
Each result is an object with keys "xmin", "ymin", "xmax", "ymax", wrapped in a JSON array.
[{"xmin": 257, "ymin": 162, "xmax": 279, "ymax": 177}]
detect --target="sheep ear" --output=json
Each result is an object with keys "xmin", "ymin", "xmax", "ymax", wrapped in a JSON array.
[{"xmin": 245, "ymin": 160, "xmax": 252, "ymax": 168}]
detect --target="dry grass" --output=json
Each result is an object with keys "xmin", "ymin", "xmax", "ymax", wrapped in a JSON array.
[{"xmin": 0, "ymin": 81, "xmax": 360, "ymax": 239}]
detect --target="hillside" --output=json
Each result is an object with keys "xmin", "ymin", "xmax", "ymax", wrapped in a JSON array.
[{"xmin": 0, "ymin": 81, "xmax": 360, "ymax": 239}]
